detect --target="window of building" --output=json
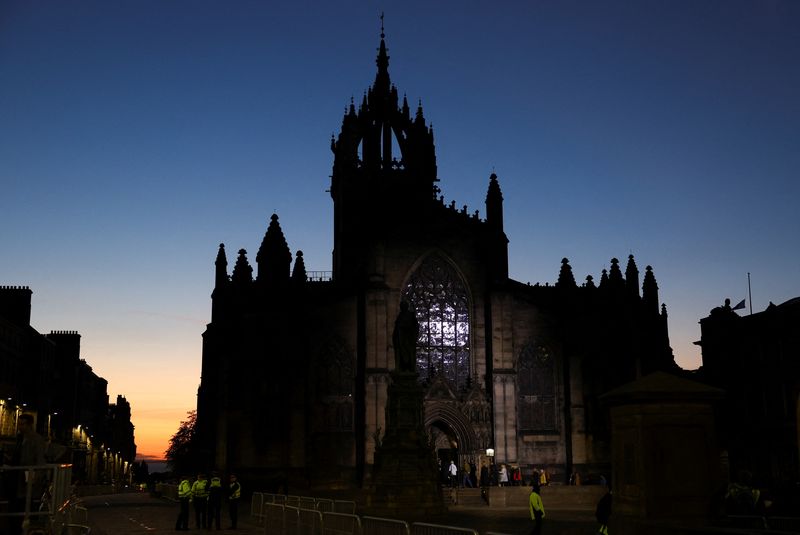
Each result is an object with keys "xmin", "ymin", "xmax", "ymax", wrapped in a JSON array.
[
  {"xmin": 403, "ymin": 254, "xmax": 470, "ymax": 390},
  {"xmin": 316, "ymin": 339, "xmax": 354, "ymax": 431},
  {"xmin": 517, "ymin": 342, "xmax": 557, "ymax": 432}
]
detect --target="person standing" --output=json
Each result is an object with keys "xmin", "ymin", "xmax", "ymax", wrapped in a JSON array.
[
  {"xmin": 191, "ymin": 472, "xmax": 209, "ymax": 529},
  {"xmin": 207, "ymin": 472, "xmax": 222, "ymax": 530},
  {"xmin": 479, "ymin": 462, "xmax": 490, "ymax": 505},
  {"xmin": 595, "ymin": 479, "xmax": 612, "ymax": 535},
  {"xmin": 228, "ymin": 473, "xmax": 241, "ymax": 529},
  {"xmin": 175, "ymin": 475, "xmax": 192, "ymax": 531},
  {"xmin": 499, "ymin": 464, "xmax": 508, "ymax": 487},
  {"xmin": 448, "ymin": 460, "xmax": 458, "ymax": 488},
  {"xmin": 528, "ymin": 481, "xmax": 545, "ymax": 535}
]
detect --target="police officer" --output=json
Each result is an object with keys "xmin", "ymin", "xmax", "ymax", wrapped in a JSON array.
[
  {"xmin": 175, "ymin": 475, "xmax": 192, "ymax": 531},
  {"xmin": 529, "ymin": 481, "xmax": 545, "ymax": 535},
  {"xmin": 228, "ymin": 473, "xmax": 241, "ymax": 529},
  {"xmin": 191, "ymin": 472, "xmax": 209, "ymax": 529},
  {"xmin": 207, "ymin": 471, "xmax": 223, "ymax": 530}
]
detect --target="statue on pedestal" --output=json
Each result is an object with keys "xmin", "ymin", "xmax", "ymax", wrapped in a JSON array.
[{"xmin": 392, "ymin": 300, "xmax": 419, "ymax": 373}]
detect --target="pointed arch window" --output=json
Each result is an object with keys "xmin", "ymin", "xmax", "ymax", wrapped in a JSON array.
[
  {"xmin": 402, "ymin": 255, "xmax": 470, "ymax": 390},
  {"xmin": 517, "ymin": 343, "xmax": 557, "ymax": 432}
]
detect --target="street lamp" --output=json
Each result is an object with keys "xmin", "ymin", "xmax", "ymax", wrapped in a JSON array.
[{"xmin": 48, "ymin": 412, "xmax": 58, "ymax": 438}]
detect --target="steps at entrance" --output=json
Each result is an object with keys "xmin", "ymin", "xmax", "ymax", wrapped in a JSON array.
[{"xmin": 448, "ymin": 485, "xmax": 606, "ymax": 509}]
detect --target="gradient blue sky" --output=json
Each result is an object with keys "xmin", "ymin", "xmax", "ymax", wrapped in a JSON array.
[{"xmin": 2, "ymin": 0, "xmax": 798, "ymax": 460}]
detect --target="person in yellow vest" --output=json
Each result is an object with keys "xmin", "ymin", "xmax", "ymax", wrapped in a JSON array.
[
  {"xmin": 207, "ymin": 471, "xmax": 223, "ymax": 530},
  {"xmin": 228, "ymin": 473, "xmax": 241, "ymax": 529},
  {"xmin": 528, "ymin": 481, "xmax": 545, "ymax": 535},
  {"xmin": 175, "ymin": 475, "xmax": 192, "ymax": 531},
  {"xmin": 191, "ymin": 472, "xmax": 209, "ymax": 529}
]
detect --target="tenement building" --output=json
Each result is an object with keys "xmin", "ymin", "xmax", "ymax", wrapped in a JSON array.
[
  {"xmin": 696, "ymin": 297, "xmax": 800, "ymax": 485},
  {"xmin": 195, "ymin": 34, "xmax": 677, "ymax": 489},
  {"xmin": 0, "ymin": 285, "xmax": 137, "ymax": 483}
]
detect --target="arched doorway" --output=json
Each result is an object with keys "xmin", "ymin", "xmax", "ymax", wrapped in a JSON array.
[
  {"xmin": 425, "ymin": 400, "xmax": 481, "ymax": 486},
  {"xmin": 429, "ymin": 420, "xmax": 459, "ymax": 485}
]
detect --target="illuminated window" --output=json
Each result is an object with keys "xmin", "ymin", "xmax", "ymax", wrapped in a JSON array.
[
  {"xmin": 517, "ymin": 343, "xmax": 557, "ymax": 432},
  {"xmin": 403, "ymin": 255, "xmax": 470, "ymax": 390}
]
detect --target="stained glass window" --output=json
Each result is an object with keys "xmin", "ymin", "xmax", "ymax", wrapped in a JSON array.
[
  {"xmin": 517, "ymin": 343, "xmax": 557, "ymax": 432},
  {"xmin": 403, "ymin": 255, "xmax": 470, "ymax": 390}
]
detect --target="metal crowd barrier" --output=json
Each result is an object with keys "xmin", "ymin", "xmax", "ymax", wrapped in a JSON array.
[
  {"xmin": 251, "ymin": 491, "xmax": 265, "ymax": 523},
  {"xmin": 411, "ymin": 523, "xmax": 478, "ymax": 535},
  {"xmin": 362, "ymin": 515, "xmax": 410, "ymax": 535},
  {"xmin": 315, "ymin": 498, "xmax": 334, "ymax": 512},
  {"xmin": 0, "ymin": 463, "xmax": 81, "ymax": 535},
  {"xmin": 298, "ymin": 508, "xmax": 323, "ymax": 535},
  {"xmin": 263, "ymin": 502, "xmax": 285, "ymax": 535},
  {"xmin": 254, "ymin": 493, "xmax": 511, "ymax": 535},
  {"xmin": 332, "ymin": 500, "xmax": 356, "ymax": 514},
  {"xmin": 322, "ymin": 511, "xmax": 361, "ymax": 535}
]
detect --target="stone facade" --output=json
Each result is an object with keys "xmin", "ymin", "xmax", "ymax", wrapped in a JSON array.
[{"xmin": 195, "ymin": 34, "xmax": 677, "ymax": 490}]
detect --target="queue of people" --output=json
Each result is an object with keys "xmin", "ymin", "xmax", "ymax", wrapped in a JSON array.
[{"xmin": 175, "ymin": 472, "xmax": 240, "ymax": 530}]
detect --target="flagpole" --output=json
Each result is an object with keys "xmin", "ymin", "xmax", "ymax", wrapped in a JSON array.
[{"xmin": 747, "ymin": 272, "xmax": 752, "ymax": 315}]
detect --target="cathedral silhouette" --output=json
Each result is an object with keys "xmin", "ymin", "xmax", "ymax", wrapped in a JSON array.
[{"xmin": 195, "ymin": 32, "xmax": 677, "ymax": 489}]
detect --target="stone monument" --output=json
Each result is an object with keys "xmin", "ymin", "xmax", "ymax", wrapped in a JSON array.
[
  {"xmin": 602, "ymin": 371, "xmax": 725, "ymax": 534},
  {"xmin": 366, "ymin": 301, "xmax": 446, "ymax": 518}
]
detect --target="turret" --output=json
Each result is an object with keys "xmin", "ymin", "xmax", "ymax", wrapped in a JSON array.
[
  {"xmin": 485, "ymin": 173, "xmax": 504, "ymax": 232},
  {"xmin": 292, "ymin": 250, "xmax": 308, "ymax": 284},
  {"xmin": 231, "ymin": 249, "xmax": 253, "ymax": 285},
  {"xmin": 256, "ymin": 214, "xmax": 292, "ymax": 285},
  {"xmin": 607, "ymin": 258, "xmax": 624, "ymax": 291},
  {"xmin": 215, "ymin": 243, "xmax": 228, "ymax": 289},
  {"xmin": 625, "ymin": 254, "xmax": 640, "ymax": 299},
  {"xmin": 642, "ymin": 265, "xmax": 660, "ymax": 317},
  {"xmin": 556, "ymin": 258, "xmax": 576, "ymax": 289}
]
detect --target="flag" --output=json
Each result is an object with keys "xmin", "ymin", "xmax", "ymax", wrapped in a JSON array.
[{"xmin": 732, "ymin": 299, "xmax": 746, "ymax": 311}]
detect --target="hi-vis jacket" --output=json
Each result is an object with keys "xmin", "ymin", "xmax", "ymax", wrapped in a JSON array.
[{"xmin": 178, "ymin": 479, "xmax": 192, "ymax": 500}]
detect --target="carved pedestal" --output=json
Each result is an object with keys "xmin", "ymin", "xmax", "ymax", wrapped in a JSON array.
[{"xmin": 367, "ymin": 371, "xmax": 445, "ymax": 518}]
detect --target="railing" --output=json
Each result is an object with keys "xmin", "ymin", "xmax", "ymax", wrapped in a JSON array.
[
  {"xmin": 363, "ymin": 515, "xmax": 410, "ymax": 535},
  {"xmin": 411, "ymin": 523, "xmax": 478, "ymax": 535},
  {"xmin": 322, "ymin": 511, "xmax": 361, "ymax": 535},
  {"xmin": 251, "ymin": 493, "xmax": 516, "ymax": 535},
  {"xmin": 0, "ymin": 463, "xmax": 83, "ymax": 534},
  {"xmin": 307, "ymin": 271, "xmax": 333, "ymax": 282}
]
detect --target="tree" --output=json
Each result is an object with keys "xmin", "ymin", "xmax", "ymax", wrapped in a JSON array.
[{"xmin": 165, "ymin": 410, "xmax": 199, "ymax": 475}]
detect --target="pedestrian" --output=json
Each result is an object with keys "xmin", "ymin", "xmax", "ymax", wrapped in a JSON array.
[
  {"xmin": 207, "ymin": 471, "xmax": 223, "ymax": 530},
  {"xmin": 175, "ymin": 474, "xmax": 192, "ymax": 531},
  {"xmin": 462, "ymin": 460, "xmax": 472, "ymax": 488},
  {"xmin": 499, "ymin": 464, "xmax": 508, "ymax": 487},
  {"xmin": 191, "ymin": 472, "xmax": 209, "ymax": 528},
  {"xmin": 596, "ymin": 477, "xmax": 612, "ymax": 535},
  {"xmin": 228, "ymin": 473, "xmax": 241, "ymax": 529},
  {"xmin": 539, "ymin": 467, "xmax": 548, "ymax": 487},
  {"xmin": 528, "ymin": 481, "xmax": 545, "ymax": 535},
  {"xmin": 479, "ymin": 462, "xmax": 490, "ymax": 505},
  {"xmin": 448, "ymin": 460, "xmax": 458, "ymax": 488}
]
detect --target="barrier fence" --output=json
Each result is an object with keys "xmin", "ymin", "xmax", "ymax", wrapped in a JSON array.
[
  {"xmin": 252, "ymin": 495, "xmax": 511, "ymax": 535},
  {"xmin": 0, "ymin": 463, "xmax": 90, "ymax": 535}
]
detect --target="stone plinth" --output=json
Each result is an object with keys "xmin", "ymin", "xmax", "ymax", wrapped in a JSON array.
[
  {"xmin": 366, "ymin": 371, "xmax": 445, "ymax": 518},
  {"xmin": 602, "ymin": 371, "xmax": 725, "ymax": 534}
]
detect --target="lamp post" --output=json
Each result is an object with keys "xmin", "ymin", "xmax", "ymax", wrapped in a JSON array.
[{"xmin": 47, "ymin": 411, "xmax": 58, "ymax": 439}]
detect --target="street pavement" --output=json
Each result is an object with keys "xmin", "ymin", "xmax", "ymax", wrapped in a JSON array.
[{"xmin": 80, "ymin": 491, "xmax": 598, "ymax": 535}]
